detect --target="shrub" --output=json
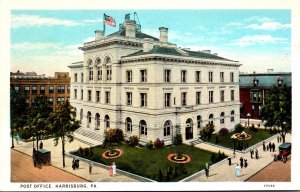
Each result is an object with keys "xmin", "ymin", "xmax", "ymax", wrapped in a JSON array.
[
  {"xmin": 200, "ymin": 123, "xmax": 215, "ymax": 141},
  {"xmin": 146, "ymin": 140, "xmax": 154, "ymax": 150},
  {"xmin": 19, "ymin": 128, "xmax": 32, "ymax": 140},
  {"xmin": 173, "ymin": 134, "xmax": 183, "ymax": 145},
  {"xmin": 78, "ymin": 147, "xmax": 84, "ymax": 156},
  {"xmin": 128, "ymin": 135, "xmax": 139, "ymax": 146},
  {"xmin": 154, "ymin": 138, "xmax": 164, "ymax": 149},
  {"xmin": 219, "ymin": 127, "xmax": 229, "ymax": 136},
  {"xmin": 105, "ymin": 128, "xmax": 124, "ymax": 144},
  {"xmin": 215, "ymin": 136, "xmax": 219, "ymax": 144},
  {"xmin": 234, "ymin": 124, "xmax": 244, "ymax": 133}
]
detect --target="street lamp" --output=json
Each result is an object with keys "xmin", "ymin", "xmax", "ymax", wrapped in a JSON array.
[
  {"xmin": 247, "ymin": 113, "xmax": 251, "ymax": 128},
  {"xmin": 231, "ymin": 134, "xmax": 237, "ymax": 155},
  {"xmin": 32, "ymin": 133, "xmax": 36, "ymax": 150},
  {"xmin": 241, "ymin": 131, "xmax": 246, "ymax": 151}
]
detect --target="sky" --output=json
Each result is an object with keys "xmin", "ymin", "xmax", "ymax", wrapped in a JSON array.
[{"xmin": 11, "ymin": 10, "xmax": 291, "ymax": 76}]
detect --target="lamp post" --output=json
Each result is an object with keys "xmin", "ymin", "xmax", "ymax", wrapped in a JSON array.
[
  {"xmin": 247, "ymin": 113, "xmax": 251, "ymax": 128},
  {"xmin": 32, "ymin": 133, "xmax": 35, "ymax": 150},
  {"xmin": 231, "ymin": 134, "xmax": 237, "ymax": 155},
  {"xmin": 241, "ymin": 131, "xmax": 246, "ymax": 151}
]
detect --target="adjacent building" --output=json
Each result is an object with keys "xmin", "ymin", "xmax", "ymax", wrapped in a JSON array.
[
  {"xmin": 10, "ymin": 71, "xmax": 70, "ymax": 108},
  {"xmin": 239, "ymin": 70, "xmax": 291, "ymax": 119},
  {"xmin": 69, "ymin": 15, "xmax": 241, "ymax": 145}
]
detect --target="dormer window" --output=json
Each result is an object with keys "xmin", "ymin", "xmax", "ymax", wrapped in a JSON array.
[
  {"xmin": 253, "ymin": 78, "xmax": 259, "ymax": 86},
  {"xmin": 277, "ymin": 77, "xmax": 283, "ymax": 86}
]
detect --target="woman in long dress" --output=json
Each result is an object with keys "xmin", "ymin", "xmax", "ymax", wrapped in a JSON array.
[
  {"xmin": 112, "ymin": 162, "xmax": 116, "ymax": 176},
  {"xmin": 235, "ymin": 164, "xmax": 240, "ymax": 177}
]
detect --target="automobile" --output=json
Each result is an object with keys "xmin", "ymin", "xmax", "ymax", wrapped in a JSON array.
[{"xmin": 273, "ymin": 142, "xmax": 291, "ymax": 163}]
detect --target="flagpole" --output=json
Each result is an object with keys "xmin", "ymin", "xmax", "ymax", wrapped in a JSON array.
[{"xmin": 103, "ymin": 13, "xmax": 106, "ymax": 36}]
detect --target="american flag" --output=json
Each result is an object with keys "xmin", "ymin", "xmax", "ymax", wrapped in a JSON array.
[{"xmin": 104, "ymin": 14, "xmax": 115, "ymax": 27}]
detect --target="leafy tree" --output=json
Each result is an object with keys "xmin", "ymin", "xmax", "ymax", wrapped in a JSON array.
[
  {"xmin": 234, "ymin": 123, "xmax": 244, "ymax": 133},
  {"xmin": 46, "ymin": 100, "xmax": 80, "ymax": 167},
  {"xmin": 173, "ymin": 134, "xmax": 183, "ymax": 145},
  {"xmin": 26, "ymin": 95, "xmax": 53, "ymax": 147},
  {"xmin": 10, "ymin": 88, "xmax": 27, "ymax": 148},
  {"xmin": 260, "ymin": 85, "xmax": 291, "ymax": 143},
  {"xmin": 200, "ymin": 123, "xmax": 215, "ymax": 141}
]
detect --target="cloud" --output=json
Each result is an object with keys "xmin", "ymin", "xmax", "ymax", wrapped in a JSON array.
[
  {"xmin": 230, "ymin": 35, "xmax": 287, "ymax": 47},
  {"xmin": 245, "ymin": 16, "xmax": 273, "ymax": 23},
  {"xmin": 11, "ymin": 42, "xmax": 60, "ymax": 50},
  {"xmin": 245, "ymin": 21, "xmax": 290, "ymax": 30}
]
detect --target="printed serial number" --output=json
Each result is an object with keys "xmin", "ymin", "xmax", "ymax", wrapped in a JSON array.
[{"xmin": 264, "ymin": 184, "xmax": 275, "ymax": 187}]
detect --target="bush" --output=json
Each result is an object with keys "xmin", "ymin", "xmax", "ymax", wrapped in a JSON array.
[
  {"xmin": 146, "ymin": 140, "xmax": 154, "ymax": 150},
  {"xmin": 215, "ymin": 136, "xmax": 219, "ymax": 144},
  {"xmin": 154, "ymin": 138, "xmax": 164, "ymax": 149},
  {"xmin": 78, "ymin": 147, "xmax": 84, "ymax": 156},
  {"xmin": 128, "ymin": 135, "xmax": 139, "ymax": 146},
  {"xmin": 105, "ymin": 128, "xmax": 124, "ymax": 144},
  {"xmin": 19, "ymin": 128, "xmax": 32, "ymax": 140},
  {"xmin": 200, "ymin": 123, "xmax": 215, "ymax": 141},
  {"xmin": 173, "ymin": 134, "xmax": 183, "ymax": 145},
  {"xmin": 234, "ymin": 124, "xmax": 244, "ymax": 133},
  {"xmin": 219, "ymin": 128, "xmax": 229, "ymax": 136}
]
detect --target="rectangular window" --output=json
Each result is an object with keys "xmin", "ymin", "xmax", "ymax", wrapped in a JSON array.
[
  {"xmin": 32, "ymin": 86, "xmax": 37, "ymax": 94},
  {"xmin": 196, "ymin": 91, "xmax": 201, "ymax": 105},
  {"xmin": 126, "ymin": 70, "xmax": 132, "ymax": 82},
  {"xmin": 89, "ymin": 69, "xmax": 93, "ymax": 81},
  {"xmin": 220, "ymin": 90, "xmax": 225, "ymax": 102},
  {"xmin": 164, "ymin": 69, "xmax": 171, "ymax": 83},
  {"xmin": 165, "ymin": 93, "xmax": 171, "ymax": 107},
  {"xmin": 74, "ymin": 89, "xmax": 77, "ymax": 99},
  {"xmin": 81, "ymin": 73, "xmax": 84, "ymax": 82},
  {"xmin": 140, "ymin": 93, "xmax": 147, "ymax": 107},
  {"xmin": 209, "ymin": 72, "xmax": 213, "ymax": 82},
  {"xmin": 88, "ymin": 90, "xmax": 92, "ymax": 101},
  {"xmin": 96, "ymin": 91, "xmax": 100, "ymax": 102},
  {"xmin": 74, "ymin": 73, "xmax": 78, "ymax": 82},
  {"xmin": 105, "ymin": 91, "xmax": 110, "ymax": 104},
  {"xmin": 58, "ymin": 85, "xmax": 65, "ymax": 93},
  {"xmin": 49, "ymin": 86, "xmax": 54, "ymax": 93},
  {"xmin": 181, "ymin": 92, "xmax": 187, "ymax": 106},
  {"xmin": 57, "ymin": 97, "xmax": 65, "ymax": 104},
  {"xmin": 231, "ymin": 90, "xmax": 235, "ymax": 101},
  {"xmin": 81, "ymin": 90, "xmax": 83, "ymax": 100},
  {"xmin": 25, "ymin": 98, "xmax": 29, "ymax": 106},
  {"xmin": 48, "ymin": 97, "xmax": 54, "ymax": 105},
  {"xmin": 181, "ymin": 70, "xmax": 186, "ymax": 82},
  {"xmin": 14, "ymin": 86, "xmax": 19, "ymax": 92},
  {"xmin": 196, "ymin": 71, "xmax": 201, "ymax": 82},
  {"xmin": 24, "ymin": 86, "xmax": 30, "ymax": 94},
  {"xmin": 31, "ymin": 98, "xmax": 35, "ymax": 105},
  {"xmin": 164, "ymin": 127, "xmax": 171, "ymax": 137},
  {"xmin": 67, "ymin": 86, "xmax": 70, "ymax": 93},
  {"xmin": 126, "ymin": 92, "xmax": 132, "ymax": 106},
  {"xmin": 140, "ymin": 70, "xmax": 147, "ymax": 82},
  {"xmin": 220, "ymin": 72, "xmax": 224, "ymax": 82},
  {"xmin": 230, "ymin": 72, "xmax": 234, "ymax": 82},
  {"xmin": 209, "ymin": 91, "xmax": 214, "ymax": 103},
  {"xmin": 40, "ymin": 86, "xmax": 45, "ymax": 94},
  {"xmin": 106, "ymin": 65, "xmax": 112, "ymax": 80},
  {"xmin": 97, "ymin": 66, "xmax": 102, "ymax": 80}
]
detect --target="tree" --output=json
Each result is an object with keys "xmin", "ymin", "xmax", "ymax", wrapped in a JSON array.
[
  {"xmin": 200, "ymin": 123, "xmax": 215, "ymax": 141},
  {"xmin": 10, "ymin": 88, "xmax": 27, "ymax": 148},
  {"xmin": 26, "ymin": 95, "xmax": 53, "ymax": 147},
  {"xmin": 260, "ymin": 85, "xmax": 291, "ymax": 143},
  {"xmin": 46, "ymin": 100, "xmax": 80, "ymax": 167}
]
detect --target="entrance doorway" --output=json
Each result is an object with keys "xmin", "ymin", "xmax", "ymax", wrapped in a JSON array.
[{"xmin": 185, "ymin": 118, "xmax": 193, "ymax": 140}]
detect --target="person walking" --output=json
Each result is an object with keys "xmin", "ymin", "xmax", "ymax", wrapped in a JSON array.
[
  {"xmin": 205, "ymin": 166, "xmax": 209, "ymax": 177},
  {"xmin": 240, "ymin": 157, "xmax": 244, "ymax": 168},
  {"xmin": 272, "ymin": 143, "xmax": 276, "ymax": 152},
  {"xmin": 228, "ymin": 155, "xmax": 232, "ymax": 166},
  {"xmin": 89, "ymin": 162, "xmax": 93, "ymax": 174},
  {"xmin": 255, "ymin": 149, "xmax": 259, "ymax": 159},
  {"xmin": 39, "ymin": 141, "xmax": 43, "ymax": 149},
  {"xmin": 277, "ymin": 136, "xmax": 280, "ymax": 143},
  {"xmin": 235, "ymin": 164, "xmax": 241, "ymax": 177},
  {"xmin": 279, "ymin": 136, "xmax": 282, "ymax": 143},
  {"xmin": 244, "ymin": 158, "xmax": 248, "ymax": 168},
  {"xmin": 112, "ymin": 162, "xmax": 116, "ymax": 176},
  {"xmin": 268, "ymin": 142, "xmax": 272, "ymax": 152},
  {"xmin": 250, "ymin": 148, "xmax": 254, "ymax": 159},
  {"xmin": 15, "ymin": 134, "xmax": 20, "ymax": 145},
  {"xmin": 262, "ymin": 141, "xmax": 266, "ymax": 151}
]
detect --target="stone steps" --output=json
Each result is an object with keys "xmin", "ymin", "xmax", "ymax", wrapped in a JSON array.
[{"xmin": 74, "ymin": 128, "xmax": 103, "ymax": 147}]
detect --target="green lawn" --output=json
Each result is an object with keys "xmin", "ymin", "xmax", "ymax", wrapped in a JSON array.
[
  {"xmin": 72, "ymin": 144, "xmax": 223, "ymax": 181},
  {"xmin": 209, "ymin": 128, "xmax": 277, "ymax": 150}
]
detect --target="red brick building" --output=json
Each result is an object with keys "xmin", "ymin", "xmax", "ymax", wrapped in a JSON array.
[
  {"xmin": 10, "ymin": 71, "xmax": 70, "ymax": 108},
  {"xmin": 239, "ymin": 71, "xmax": 291, "ymax": 119}
]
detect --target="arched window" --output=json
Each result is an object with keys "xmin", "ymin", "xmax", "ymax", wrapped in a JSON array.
[
  {"xmin": 95, "ymin": 113, "xmax": 100, "ymax": 130},
  {"xmin": 104, "ymin": 57, "xmax": 112, "ymax": 81},
  {"xmin": 125, "ymin": 117, "xmax": 132, "ymax": 132},
  {"xmin": 95, "ymin": 57, "xmax": 101, "ymax": 65},
  {"xmin": 80, "ymin": 109, "xmax": 83, "ymax": 124},
  {"xmin": 96, "ymin": 58, "xmax": 102, "ymax": 80},
  {"xmin": 87, "ymin": 111, "xmax": 92, "ymax": 128},
  {"xmin": 186, "ymin": 118, "xmax": 193, "ymax": 128},
  {"xmin": 197, "ymin": 115, "xmax": 202, "ymax": 129},
  {"xmin": 209, "ymin": 114, "xmax": 214, "ymax": 125},
  {"xmin": 104, "ymin": 115, "xmax": 110, "ymax": 129},
  {"xmin": 88, "ymin": 59, "xmax": 93, "ymax": 81},
  {"xmin": 163, "ymin": 120, "xmax": 172, "ymax": 137},
  {"xmin": 220, "ymin": 112, "xmax": 225, "ymax": 124},
  {"xmin": 139, "ymin": 120, "xmax": 147, "ymax": 135},
  {"xmin": 231, "ymin": 110, "xmax": 235, "ymax": 122}
]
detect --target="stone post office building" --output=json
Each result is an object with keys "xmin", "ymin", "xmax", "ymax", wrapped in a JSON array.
[{"xmin": 69, "ymin": 16, "xmax": 241, "ymax": 145}]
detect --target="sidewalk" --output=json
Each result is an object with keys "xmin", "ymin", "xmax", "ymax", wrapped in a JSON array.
[
  {"xmin": 13, "ymin": 138, "xmax": 138, "ymax": 182},
  {"xmin": 190, "ymin": 133, "xmax": 291, "ymax": 182}
]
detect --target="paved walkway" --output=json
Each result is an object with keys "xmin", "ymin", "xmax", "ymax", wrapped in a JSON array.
[
  {"xmin": 12, "ymin": 138, "xmax": 138, "ymax": 182},
  {"xmin": 190, "ymin": 133, "xmax": 291, "ymax": 182}
]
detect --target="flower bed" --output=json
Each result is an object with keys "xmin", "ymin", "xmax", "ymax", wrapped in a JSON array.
[
  {"xmin": 168, "ymin": 153, "xmax": 191, "ymax": 164},
  {"xmin": 102, "ymin": 148, "xmax": 122, "ymax": 159}
]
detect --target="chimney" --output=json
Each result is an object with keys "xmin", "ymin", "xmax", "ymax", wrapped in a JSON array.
[
  {"xmin": 125, "ymin": 20, "xmax": 136, "ymax": 38},
  {"xmin": 159, "ymin": 27, "xmax": 168, "ymax": 43},
  {"xmin": 95, "ymin": 30, "xmax": 104, "ymax": 40},
  {"xmin": 143, "ymin": 38, "xmax": 154, "ymax": 52}
]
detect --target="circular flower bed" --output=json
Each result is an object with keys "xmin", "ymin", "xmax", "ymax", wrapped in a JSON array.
[
  {"xmin": 168, "ymin": 153, "xmax": 191, "ymax": 164},
  {"xmin": 235, "ymin": 132, "xmax": 252, "ymax": 141},
  {"xmin": 102, "ymin": 148, "xmax": 123, "ymax": 159}
]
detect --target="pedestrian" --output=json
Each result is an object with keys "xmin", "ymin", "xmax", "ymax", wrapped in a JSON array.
[
  {"xmin": 72, "ymin": 158, "xmax": 76, "ymax": 170},
  {"xmin": 255, "ymin": 149, "xmax": 259, "ymax": 159},
  {"xmin": 39, "ymin": 141, "xmax": 43, "ymax": 149},
  {"xmin": 32, "ymin": 147, "xmax": 37, "ymax": 167},
  {"xmin": 250, "ymin": 148, "xmax": 254, "ymax": 159},
  {"xmin": 272, "ymin": 143, "xmax": 275, "ymax": 152},
  {"xmin": 228, "ymin": 155, "xmax": 232, "ymax": 166},
  {"xmin": 244, "ymin": 158, "xmax": 248, "ymax": 168},
  {"xmin": 234, "ymin": 164, "xmax": 241, "ymax": 177},
  {"xmin": 205, "ymin": 166, "xmax": 209, "ymax": 177},
  {"xmin": 240, "ymin": 157, "xmax": 244, "ymax": 168},
  {"xmin": 267, "ymin": 145, "xmax": 269, "ymax": 151},
  {"xmin": 89, "ymin": 162, "xmax": 93, "ymax": 174},
  {"xmin": 279, "ymin": 136, "xmax": 282, "ymax": 143},
  {"xmin": 268, "ymin": 142, "xmax": 272, "ymax": 152},
  {"xmin": 15, "ymin": 134, "xmax": 20, "ymax": 144},
  {"xmin": 262, "ymin": 141, "xmax": 266, "ymax": 151},
  {"xmin": 112, "ymin": 162, "xmax": 117, "ymax": 176}
]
